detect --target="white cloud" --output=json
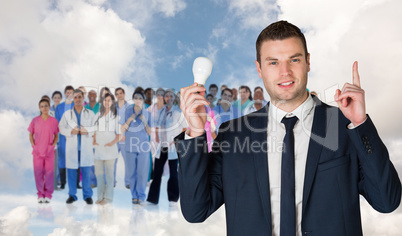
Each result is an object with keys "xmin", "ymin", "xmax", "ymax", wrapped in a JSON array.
[
  {"xmin": 276, "ymin": 0, "xmax": 402, "ymax": 137},
  {"xmin": 228, "ymin": 0, "xmax": 279, "ymax": 29},
  {"xmin": 0, "ymin": 206, "xmax": 32, "ymax": 236},
  {"xmin": 103, "ymin": 0, "xmax": 186, "ymax": 30},
  {"xmin": 0, "ymin": 0, "xmax": 145, "ymax": 112},
  {"xmin": 152, "ymin": 0, "xmax": 186, "ymax": 17},
  {"xmin": 48, "ymin": 204, "xmax": 226, "ymax": 236},
  {"xmin": 171, "ymin": 41, "xmax": 219, "ymax": 70},
  {"xmin": 0, "ymin": 110, "xmax": 33, "ymax": 189}
]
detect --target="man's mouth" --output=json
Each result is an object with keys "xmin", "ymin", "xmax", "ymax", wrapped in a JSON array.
[{"xmin": 279, "ymin": 81, "xmax": 294, "ymax": 86}]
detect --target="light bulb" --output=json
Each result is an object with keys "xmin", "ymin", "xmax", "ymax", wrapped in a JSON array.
[{"xmin": 192, "ymin": 57, "xmax": 213, "ymax": 86}]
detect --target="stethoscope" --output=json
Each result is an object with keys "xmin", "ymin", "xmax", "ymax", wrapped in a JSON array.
[
  {"xmin": 157, "ymin": 106, "xmax": 173, "ymax": 127},
  {"xmin": 69, "ymin": 108, "xmax": 91, "ymax": 127}
]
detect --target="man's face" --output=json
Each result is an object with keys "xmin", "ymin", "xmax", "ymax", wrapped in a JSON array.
[
  {"xmin": 65, "ymin": 89, "xmax": 74, "ymax": 100},
  {"xmin": 88, "ymin": 91, "xmax": 97, "ymax": 103},
  {"xmin": 73, "ymin": 92, "xmax": 84, "ymax": 106},
  {"xmin": 145, "ymin": 90, "xmax": 154, "ymax": 101},
  {"xmin": 253, "ymin": 91, "xmax": 264, "ymax": 104},
  {"xmin": 206, "ymin": 95, "xmax": 214, "ymax": 104},
  {"xmin": 209, "ymin": 87, "xmax": 218, "ymax": 97},
  {"xmin": 221, "ymin": 91, "xmax": 232, "ymax": 102},
  {"xmin": 255, "ymin": 37, "xmax": 310, "ymax": 106},
  {"xmin": 115, "ymin": 89, "xmax": 125, "ymax": 101},
  {"xmin": 232, "ymin": 89, "xmax": 237, "ymax": 101}
]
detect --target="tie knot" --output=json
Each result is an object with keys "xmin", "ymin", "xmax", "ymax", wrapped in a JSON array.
[{"xmin": 281, "ymin": 116, "xmax": 298, "ymax": 130}]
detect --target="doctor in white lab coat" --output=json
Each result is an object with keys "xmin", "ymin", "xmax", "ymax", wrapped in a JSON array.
[{"xmin": 59, "ymin": 89, "xmax": 96, "ymax": 204}]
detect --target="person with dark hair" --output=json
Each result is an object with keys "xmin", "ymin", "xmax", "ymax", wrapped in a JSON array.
[
  {"xmin": 144, "ymin": 88, "xmax": 154, "ymax": 108},
  {"xmin": 59, "ymin": 89, "xmax": 96, "ymax": 205},
  {"xmin": 243, "ymin": 90, "xmax": 265, "ymax": 115},
  {"xmin": 134, "ymin": 86, "xmax": 145, "ymax": 95},
  {"xmin": 115, "ymin": 87, "xmax": 130, "ymax": 188},
  {"xmin": 41, "ymin": 95, "xmax": 52, "ymax": 116},
  {"xmin": 41, "ymin": 95, "xmax": 51, "ymax": 103},
  {"xmin": 254, "ymin": 86, "xmax": 263, "ymax": 92},
  {"xmin": 55, "ymin": 85, "xmax": 75, "ymax": 189},
  {"xmin": 121, "ymin": 91, "xmax": 152, "ymax": 205},
  {"xmin": 148, "ymin": 88, "xmax": 165, "ymax": 182},
  {"xmin": 78, "ymin": 86, "xmax": 89, "ymax": 106},
  {"xmin": 92, "ymin": 93, "xmax": 120, "ymax": 205},
  {"xmin": 84, "ymin": 89, "xmax": 100, "ymax": 188},
  {"xmin": 147, "ymin": 89, "xmax": 187, "ymax": 206},
  {"xmin": 50, "ymin": 90, "xmax": 62, "ymax": 188},
  {"xmin": 233, "ymin": 85, "xmax": 253, "ymax": 114},
  {"xmin": 213, "ymin": 88, "xmax": 240, "ymax": 131},
  {"xmin": 254, "ymin": 86, "xmax": 268, "ymax": 106},
  {"xmin": 231, "ymin": 88, "xmax": 238, "ymax": 104},
  {"xmin": 28, "ymin": 99, "xmax": 59, "ymax": 203},
  {"xmin": 177, "ymin": 20, "xmax": 401, "ymax": 235},
  {"xmin": 85, "ymin": 90, "xmax": 100, "ymax": 114},
  {"xmin": 99, "ymin": 87, "xmax": 111, "ymax": 103},
  {"xmin": 51, "ymin": 91, "xmax": 62, "ymax": 117},
  {"xmin": 206, "ymin": 94, "xmax": 215, "ymax": 109},
  {"xmin": 208, "ymin": 84, "xmax": 219, "ymax": 105}
]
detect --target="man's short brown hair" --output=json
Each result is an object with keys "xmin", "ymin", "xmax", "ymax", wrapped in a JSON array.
[{"xmin": 256, "ymin": 20, "xmax": 308, "ymax": 64}]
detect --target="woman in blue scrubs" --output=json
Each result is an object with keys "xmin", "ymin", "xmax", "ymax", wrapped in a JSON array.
[{"xmin": 121, "ymin": 91, "xmax": 152, "ymax": 205}]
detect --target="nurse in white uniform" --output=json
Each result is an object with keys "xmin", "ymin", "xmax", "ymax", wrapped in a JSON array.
[{"xmin": 93, "ymin": 93, "xmax": 121, "ymax": 205}]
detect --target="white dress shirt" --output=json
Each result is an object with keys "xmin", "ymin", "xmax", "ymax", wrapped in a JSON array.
[{"xmin": 268, "ymin": 95, "xmax": 315, "ymax": 236}]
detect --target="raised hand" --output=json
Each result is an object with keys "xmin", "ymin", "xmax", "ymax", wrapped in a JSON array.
[
  {"xmin": 334, "ymin": 61, "xmax": 367, "ymax": 126},
  {"xmin": 180, "ymin": 83, "xmax": 209, "ymax": 137}
]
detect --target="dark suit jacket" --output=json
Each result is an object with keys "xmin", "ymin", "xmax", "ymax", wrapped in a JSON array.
[{"xmin": 175, "ymin": 97, "xmax": 401, "ymax": 236}]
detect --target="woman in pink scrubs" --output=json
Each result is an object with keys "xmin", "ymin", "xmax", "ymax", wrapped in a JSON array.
[{"xmin": 28, "ymin": 98, "xmax": 59, "ymax": 203}]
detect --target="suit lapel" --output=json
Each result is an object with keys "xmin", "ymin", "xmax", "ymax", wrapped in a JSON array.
[
  {"xmin": 302, "ymin": 97, "xmax": 330, "ymax": 217},
  {"xmin": 251, "ymin": 104, "xmax": 272, "ymax": 230}
]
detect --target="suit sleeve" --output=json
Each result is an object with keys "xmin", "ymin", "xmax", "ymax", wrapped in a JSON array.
[
  {"xmin": 175, "ymin": 124, "xmax": 226, "ymax": 223},
  {"xmin": 347, "ymin": 115, "xmax": 401, "ymax": 213}
]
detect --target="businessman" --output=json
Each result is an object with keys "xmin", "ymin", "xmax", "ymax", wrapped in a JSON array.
[{"xmin": 175, "ymin": 21, "xmax": 401, "ymax": 236}]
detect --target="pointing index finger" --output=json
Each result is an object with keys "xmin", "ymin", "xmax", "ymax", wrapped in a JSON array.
[{"xmin": 353, "ymin": 61, "xmax": 361, "ymax": 88}]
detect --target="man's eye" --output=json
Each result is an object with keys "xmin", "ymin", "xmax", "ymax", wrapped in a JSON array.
[
  {"xmin": 269, "ymin": 62, "xmax": 277, "ymax": 65},
  {"xmin": 291, "ymin": 58, "xmax": 300, "ymax": 63}
]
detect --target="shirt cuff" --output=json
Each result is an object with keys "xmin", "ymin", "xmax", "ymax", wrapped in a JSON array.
[
  {"xmin": 184, "ymin": 130, "xmax": 196, "ymax": 140},
  {"xmin": 184, "ymin": 129, "xmax": 205, "ymax": 140},
  {"xmin": 347, "ymin": 117, "xmax": 368, "ymax": 129}
]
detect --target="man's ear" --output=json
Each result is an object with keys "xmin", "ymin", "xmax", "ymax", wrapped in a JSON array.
[
  {"xmin": 255, "ymin": 60, "xmax": 263, "ymax": 78},
  {"xmin": 307, "ymin": 53, "xmax": 311, "ymax": 72}
]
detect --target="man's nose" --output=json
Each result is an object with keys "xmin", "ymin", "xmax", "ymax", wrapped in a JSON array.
[{"xmin": 280, "ymin": 62, "xmax": 291, "ymax": 76}]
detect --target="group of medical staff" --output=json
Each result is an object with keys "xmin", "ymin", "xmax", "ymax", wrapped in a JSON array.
[{"xmin": 28, "ymin": 85, "xmax": 189, "ymax": 206}]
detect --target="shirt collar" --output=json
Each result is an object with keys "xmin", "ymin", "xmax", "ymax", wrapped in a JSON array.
[
  {"xmin": 269, "ymin": 94, "xmax": 314, "ymax": 123},
  {"xmin": 218, "ymin": 104, "xmax": 232, "ymax": 112}
]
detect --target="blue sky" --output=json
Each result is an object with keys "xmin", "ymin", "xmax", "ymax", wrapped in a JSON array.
[{"xmin": 1, "ymin": 0, "xmax": 402, "ymax": 234}]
